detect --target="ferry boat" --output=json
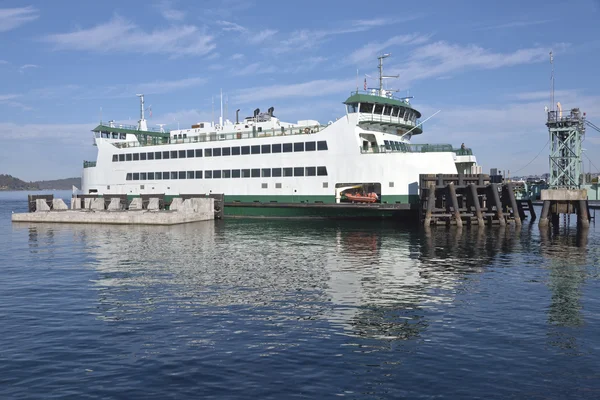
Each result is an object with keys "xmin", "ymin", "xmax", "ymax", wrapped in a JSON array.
[{"xmin": 82, "ymin": 55, "xmax": 480, "ymax": 218}]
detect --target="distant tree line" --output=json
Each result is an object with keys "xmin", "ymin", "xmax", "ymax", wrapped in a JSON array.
[{"xmin": 0, "ymin": 174, "xmax": 81, "ymax": 190}]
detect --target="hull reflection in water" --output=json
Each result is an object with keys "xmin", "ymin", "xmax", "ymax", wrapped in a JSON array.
[{"xmin": 18, "ymin": 221, "xmax": 529, "ymax": 343}]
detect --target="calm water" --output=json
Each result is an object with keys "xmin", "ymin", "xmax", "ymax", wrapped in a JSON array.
[{"xmin": 1, "ymin": 191, "xmax": 600, "ymax": 399}]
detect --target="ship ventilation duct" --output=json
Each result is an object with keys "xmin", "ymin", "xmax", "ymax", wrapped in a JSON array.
[
  {"xmin": 253, "ymin": 108, "xmax": 260, "ymax": 118},
  {"xmin": 236, "ymin": 109, "xmax": 240, "ymax": 124},
  {"xmin": 268, "ymin": 107, "xmax": 274, "ymax": 117}
]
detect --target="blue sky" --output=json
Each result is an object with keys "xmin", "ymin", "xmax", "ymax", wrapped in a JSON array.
[{"xmin": 1, "ymin": 0, "xmax": 599, "ymax": 180}]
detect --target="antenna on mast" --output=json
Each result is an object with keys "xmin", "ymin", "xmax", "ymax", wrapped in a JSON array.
[
  {"xmin": 377, "ymin": 53, "xmax": 399, "ymax": 97},
  {"xmin": 135, "ymin": 94, "xmax": 148, "ymax": 131},
  {"xmin": 219, "ymin": 88, "xmax": 223, "ymax": 128},
  {"xmin": 156, "ymin": 123, "xmax": 166, "ymax": 133},
  {"xmin": 550, "ymin": 50, "xmax": 555, "ymax": 112}
]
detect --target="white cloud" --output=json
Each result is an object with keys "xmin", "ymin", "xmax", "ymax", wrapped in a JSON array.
[
  {"xmin": 248, "ymin": 29, "xmax": 277, "ymax": 44},
  {"xmin": 155, "ymin": 0, "xmax": 185, "ymax": 21},
  {"xmin": 0, "ymin": 6, "xmax": 39, "ymax": 32},
  {"xmin": 44, "ymin": 16, "xmax": 215, "ymax": 57},
  {"xmin": 0, "ymin": 60, "xmax": 8, "ymax": 64},
  {"xmin": 0, "ymin": 93, "xmax": 30, "ymax": 110},
  {"xmin": 477, "ymin": 19, "xmax": 554, "ymax": 31},
  {"xmin": 347, "ymin": 34, "xmax": 431, "ymax": 65},
  {"xmin": 216, "ymin": 20, "xmax": 277, "ymax": 45},
  {"xmin": 216, "ymin": 20, "xmax": 246, "ymax": 33},
  {"xmin": 233, "ymin": 78, "xmax": 353, "ymax": 104},
  {"xmin": 19, "ymin": 64, "xmax": 39, "ymax": 74},
  {"xmin": 272, "ymin": 17, "xmax": 417, "ymax": 54},
  {"xmin": 230, "ymin": 53, "xmax": 244, "ymax": 60},
  {"xmin": 381, "ymin": 41, "xmax": 562, "ymax": 89}
]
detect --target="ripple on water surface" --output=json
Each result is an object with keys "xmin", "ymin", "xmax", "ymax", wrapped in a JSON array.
[{"xmin": 1, "ymin": 194, "xmax": 600, "ymax": 399}]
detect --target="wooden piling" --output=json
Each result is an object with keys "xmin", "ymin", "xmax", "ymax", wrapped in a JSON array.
[
  {"xmin": 505, "ymin": 183, "xmax": 522, "ymax": 226},
  {"xmin": 423, "ymin": 186, "xmax": 435, "ymax": 226},
  {"xmin": 489, "ymin": 184, "xmax": 506, "ymax": 226},
  {"xmin": 467, "ymin": 183, "xmax": 484, "ymax": 225},
  {"xmin": 527, "ymin": 200, "xmax": 536, "ymax": 222},
  {"xmin": 447, "ymin": 183, "xmax": 463, "ymax": 227}
]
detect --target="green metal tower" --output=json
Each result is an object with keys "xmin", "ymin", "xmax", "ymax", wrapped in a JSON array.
[{"xmin": 546, "ymin": 107, "xmax": 585, "ymax": 189}]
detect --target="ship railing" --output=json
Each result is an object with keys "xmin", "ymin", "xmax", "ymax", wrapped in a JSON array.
[
  {"xmin": 100, "ymin": 123, "xmax": 170, "ymax": 133},
  {"xmin": 83, "ymin": 160, "xmax": 97, "ymax": 168},
  {"xmin": 359, "ymin": 143, "xmax": 460, "ymax": 154},
  {"xmin": 453, "ymin": 148, "xmax": 473, "ymax": 156},
  {"xmin": 110, "ymin": 124, "xmax": 326, "ymax": 149},
  {"xmin": 358, "ymin": 113, "xmax": 421, "ymax": 128}
]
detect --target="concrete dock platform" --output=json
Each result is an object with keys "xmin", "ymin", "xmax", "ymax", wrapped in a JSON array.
[{"xmin": 12, "ymin": 195, "xmax": 215, "ymax": 225}]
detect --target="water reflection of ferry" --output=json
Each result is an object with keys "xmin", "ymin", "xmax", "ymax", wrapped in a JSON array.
[{"xmin": 17, "ymin": 221, "xmax": 590, "ymax": 344}]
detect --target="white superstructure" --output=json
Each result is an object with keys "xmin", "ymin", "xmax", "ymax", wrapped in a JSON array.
[{"xmin": 82, "ymin": 58, "xmax": 479, "ymax": 208}]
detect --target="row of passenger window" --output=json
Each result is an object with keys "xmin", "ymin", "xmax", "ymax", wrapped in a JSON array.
[
  {"xmin": 125, "ymin": 166, "xmax": 329, "ymax": 181},
  {"xmin": 113, "ymin": 141, "xmax": 328, "ymax": 162},
  {"xmin": 383, "ymin": 140, "xmax": 410, "ymax": 151}
]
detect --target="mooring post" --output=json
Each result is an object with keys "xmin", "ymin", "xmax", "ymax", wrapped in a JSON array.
[
  {"xmin": 490, "ymin": 183, "xmax": 505, "ymax": 226},
  {"xmin": 506, "ymin": 183, "xmax": 522, "ymax": 226},
  {"xmin": 447, "ymin": 183, "xmax": 463, "ymax": 227},
  {"xmin": 424, "ymin": 185, "xmax": 435, "ymax": 226},
  {"xmin": 527, "ymin": 199, "xmax": 537, "ymax": 222},
  {"xmin": 468, "ymin": 183, "xmax": 484, "ymax": 225},
  {"xmin": 578, "ymin": 200, "xmax": 590, "ymax": 228},
  {"xmin": 539, "ymin": 200, "xmax": 550, "ymax": 227}
]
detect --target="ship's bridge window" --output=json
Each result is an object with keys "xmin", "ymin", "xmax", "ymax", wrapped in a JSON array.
[
  {"xmin": 383, "ymin": 106, "xmax": 393, "ymax": 116},
  {"xmin": 347, "ymin": 103, "xmax": 357, "ymax": 113},
  {"xmin": 392, "ymin": 106, "xmax": 400, "ymax": 117},
  {"xmin": 359, "ymin": 103, "xmax": 373, "ymax": 113},
  {"xmin": 112, "ymin": 155, "xmax": 118, "ymax": 162},
  {"xmin": 373, "ymin": 104, "xmax": 384, "ymax": 114},
  {"xmin": 112, "ymin": 132, "xmax": 118, "ymax": 139},
  {"xmin": 317, "ymin": 141, "xmax": 328, "ymax": 151}
]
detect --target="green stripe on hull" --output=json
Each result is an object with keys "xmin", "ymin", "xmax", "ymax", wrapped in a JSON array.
[{"xmin": 224, "ymin": 206, "xmax": 414, "ymax": 219}]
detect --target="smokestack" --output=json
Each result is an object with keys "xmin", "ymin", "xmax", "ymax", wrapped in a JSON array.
[
  {"xmin": 268, "ymin": 107, "xmax": 274, "ymax": 117},
  {"xmin": 236, "ymin": 109, "xmax": 240, "ymax": 124},
  {"xmin": 253, "ymin": 108, "xmax": 260, "ymax": 118}
]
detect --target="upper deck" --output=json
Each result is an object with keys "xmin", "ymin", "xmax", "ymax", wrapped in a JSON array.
[{"xmin": 344, "ymin": 91, "xmax": 423, "ymax": 136}]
